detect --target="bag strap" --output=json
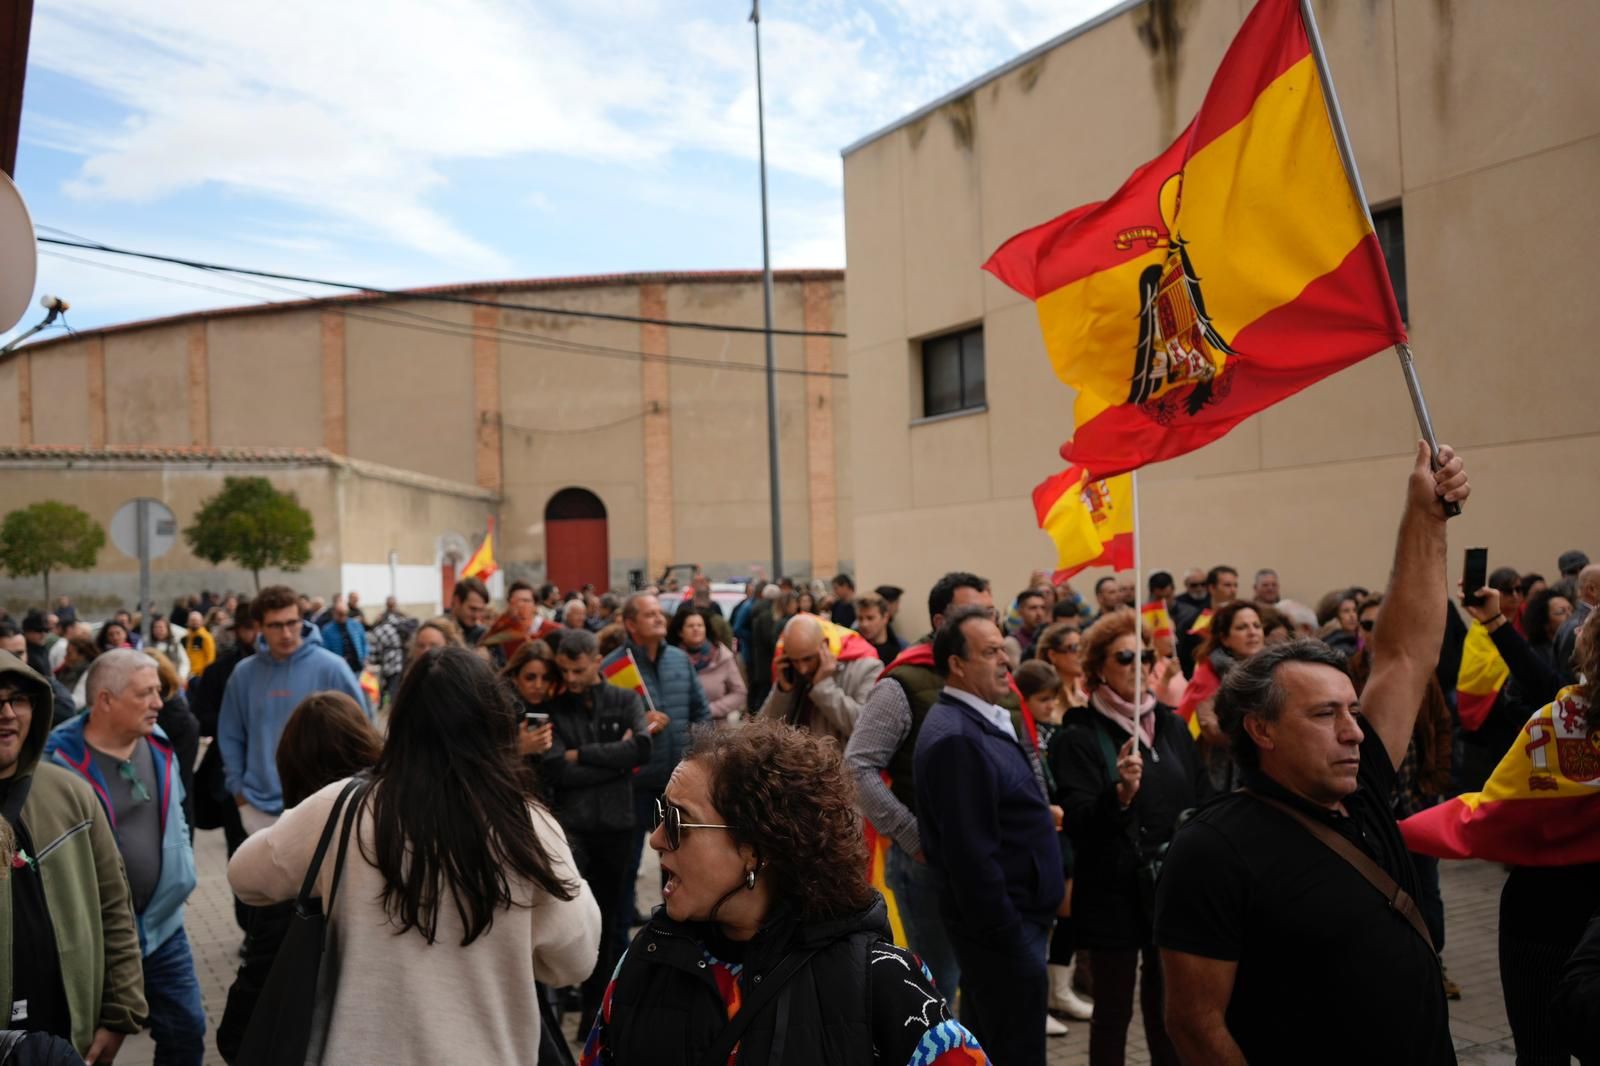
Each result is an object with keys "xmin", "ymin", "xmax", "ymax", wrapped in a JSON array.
[
  {"xmin": 323, "ymin": 778, "xmax": 371, "ymax": 917},
  {"xmin": 697, "ymin": 946, "xmax": 821, "ymax": 1066},
  {"xmin": 1241, "ymin": 789, "xmax": 1435, "ymax": 955},
  {"xmin": 295, "ymin": 777, "xmax": 364, "ymax": 909}
]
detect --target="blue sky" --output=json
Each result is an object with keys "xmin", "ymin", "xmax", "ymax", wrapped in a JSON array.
[{"xmin": 6, "ymin": 0, "xmax": 1120, "ymax": 341}]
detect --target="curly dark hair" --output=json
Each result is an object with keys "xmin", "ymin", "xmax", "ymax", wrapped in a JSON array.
[
  {"xmin": 1197, "ymin": 600, "xmax": 1265, "ymax": 660},
  {"xmin": 686, "ymin": 718, "xmax": 873, "ymax": 922},
  {"xmin": 1522, "ymin": 588, "xmax": 1573, "ymax": 647}
]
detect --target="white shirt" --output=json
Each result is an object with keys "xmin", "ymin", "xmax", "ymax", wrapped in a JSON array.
[{"xmin": 941, "ymin": 685, "xmax": 1018, "ymax": 742}]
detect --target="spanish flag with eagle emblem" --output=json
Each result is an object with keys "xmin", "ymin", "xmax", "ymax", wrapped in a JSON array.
[
  {"xmin": 984, "ymin": 0, "xmax": 1406, "ymax": 477},
  {"xmin": 1031, "ymin": 466, "xmax": 1134, "ymax": 582}
]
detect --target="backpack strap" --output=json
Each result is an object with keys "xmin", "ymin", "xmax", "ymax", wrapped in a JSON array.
[
  {"xmin": 1241, "ymin": 789, "xmax": 1436, "ymax": 956},
  {"xmin": 697, "ymin": 947, "xmax": 821, "ymax": 1066}
]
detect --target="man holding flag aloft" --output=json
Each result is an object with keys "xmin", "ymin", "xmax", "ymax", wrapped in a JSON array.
[{"xmin": 1154, "ymin": 440, "xmax": 1469, "ymax": 1064}]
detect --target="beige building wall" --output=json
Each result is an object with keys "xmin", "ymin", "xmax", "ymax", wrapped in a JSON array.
[
  {"xmin": 0, "ymin": 450, "xmax": 495, "ymax": 617},
  {"xmin": 1, "ymin": 271, "xmax": 849, "ymax": 596},
  {"xmin": 844, "ymin": 0, "xmax": 1600, "ymax": 636}
]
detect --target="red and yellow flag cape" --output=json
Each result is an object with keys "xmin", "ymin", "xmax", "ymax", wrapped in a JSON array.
[
  {"xmin": 1456, "ymin": 621, "xmax": 1510, "ymax": 732},
  {"xmin": 771, "ymin": 617, "xmax": 879, "ymax": 674},
  {"xmin": 1031, "ymin": 466, "xmax": 1133, "ymax": 582},
  {"xmin": 1402, "ymin": 686, "xmax": 1600, "ymax": 865},
  {"xmin": 985, "ymin": 0, "xmax": 1405, "ymax": 477}
]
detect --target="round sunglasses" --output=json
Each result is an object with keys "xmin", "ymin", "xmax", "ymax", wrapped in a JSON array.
[
  {"xmin": 1113, "ymin": 649, "xmax": 1157, "ymax": 667},
  {"xmin": 653, "ymin": 797, "xmax": 732, "ymax": 851}
]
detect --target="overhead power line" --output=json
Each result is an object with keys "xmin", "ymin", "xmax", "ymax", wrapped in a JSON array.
[
  {"xmin": 35, "ymin": 233, "xmax": 848, "ymax": 338},
  {"xmin": 34, "ymin": 247, "xmax": 847, "ymax": 380}
]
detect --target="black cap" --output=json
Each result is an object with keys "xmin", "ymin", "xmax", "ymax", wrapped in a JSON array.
[
  {"xmin": 874, "ymin": 585, "xmax": 904, "ymax": 604},
  {"xmin": 1558, "ymin": 550, "xmax": 1590, "ymax": 576}
]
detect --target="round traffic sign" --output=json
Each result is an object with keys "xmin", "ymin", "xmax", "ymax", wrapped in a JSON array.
[{"xmin": 111, "ymin": 497, "xmax": 179, "ymax": 560}]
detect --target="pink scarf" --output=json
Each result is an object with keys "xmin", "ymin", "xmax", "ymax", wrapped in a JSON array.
[{"xmin": 1091, "ymin": 685, "xmax": 1158, "ymax": 749}]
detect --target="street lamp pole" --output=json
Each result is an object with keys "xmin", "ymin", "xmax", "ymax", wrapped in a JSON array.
[{"xmin": 751, "ymin": 1, "xmax": 784, "ymax": 580}]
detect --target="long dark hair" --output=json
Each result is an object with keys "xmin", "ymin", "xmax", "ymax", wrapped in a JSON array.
[
  {"xmin": 365, "ymin": 646, "xmax": 577, "ymax": 945},
  {"xmin": 277, "ymin": 692, "xmax": 383, "ymax": 807}
]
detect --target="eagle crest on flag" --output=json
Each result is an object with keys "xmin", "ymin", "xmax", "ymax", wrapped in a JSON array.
[{"xmin": 1126, "ymin": 174, "xmax": 1237, "ymax": 420}]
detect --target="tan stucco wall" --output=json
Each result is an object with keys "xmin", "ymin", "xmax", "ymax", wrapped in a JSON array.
[
  {"xmin": 844, "ymin": 0, "xmax": 1600, "ymax": 636},
  {"xmin": 0, "ymin": 458, "xmax": 494, "ymax": 614},
  {"xmin": 3, "ymin": 273, "xmax": 849, "ymax": 592}
]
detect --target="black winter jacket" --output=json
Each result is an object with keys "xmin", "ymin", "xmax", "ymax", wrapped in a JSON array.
[
  {"xmin": 542, "ymin": 684, "xmax": 650, "ymax": 835},
  {"xmin": 1055, "ymin": 702, "xmax": 1207, "ymax": 949}
]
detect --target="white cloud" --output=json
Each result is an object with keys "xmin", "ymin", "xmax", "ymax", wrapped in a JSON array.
[{"xmin": 23, "ymin": 0, "xmax": 1120, "ymax": 282}]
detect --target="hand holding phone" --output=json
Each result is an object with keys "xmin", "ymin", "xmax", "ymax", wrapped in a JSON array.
[{"xmin": 1463, "ymin": 547, "xmax": 1488, "ymax": 608}]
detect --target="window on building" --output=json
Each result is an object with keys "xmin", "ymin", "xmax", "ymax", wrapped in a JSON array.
[
  {"xmin": 920, "ymin": 326, "xmax": 986, "ymax": 418},
  {"xmin": 1372, "ymin": 204, "xmax": 1407, "ymax": 324}
]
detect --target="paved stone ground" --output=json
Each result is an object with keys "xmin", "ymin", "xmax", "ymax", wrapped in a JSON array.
[{"xmin": 120, "ymin": 831, "xmax": 1525, "ymax": 1065}]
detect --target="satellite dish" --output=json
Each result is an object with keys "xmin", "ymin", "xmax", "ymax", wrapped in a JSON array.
[{"xmin": 0, "ymin": 170, "xmax": 38, "ymax": 334}]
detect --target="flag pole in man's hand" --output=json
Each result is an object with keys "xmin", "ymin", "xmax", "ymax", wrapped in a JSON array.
[{"xmin": 1299, "ymin": 0, "xmax": 1460, "ymax": 517}]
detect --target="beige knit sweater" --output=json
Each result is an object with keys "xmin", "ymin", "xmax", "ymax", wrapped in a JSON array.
[{"xmin": 229, "ymin": 778, "xmax": 600, "ymax": 1065}]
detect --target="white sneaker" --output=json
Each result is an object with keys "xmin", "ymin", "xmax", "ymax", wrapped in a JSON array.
[
  {"xmin": 1045, "ymin": 1013, "xmax": 1069, "ymax": 1037},
  {"xmin": 1049, "ymin": 962, "xmax": 1095, "ymax": 1020}
]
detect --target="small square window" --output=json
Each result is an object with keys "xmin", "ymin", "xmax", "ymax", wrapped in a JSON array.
[
  {"xmin": 1372, "ymin": 204, "xmax": 1408, "ymax": 324},
  {"xmin": 920, "ymin": 326, "xmax": 985, "ymax": 418}
]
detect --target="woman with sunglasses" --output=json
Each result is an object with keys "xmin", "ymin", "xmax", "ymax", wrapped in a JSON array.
[
  {"xmin": 581, "ymin": 718, "xmax": 987, "ymax": 1066},
  {"xmin": 1056, "ymin": 608, "xmax": 1207, "ymax": 1066},
  {"xmin": 502, "ymin": 639, "xmax": 559, "ymax": 760}
]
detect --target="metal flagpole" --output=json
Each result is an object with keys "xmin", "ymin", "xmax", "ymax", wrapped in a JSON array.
[
  {"xmin": 751, "ymin": 1, "xmax": 785, "ymax": 574},
  {"xmin": 1131, "ymin": 470, "xmax": 1144, "ymax": 712},
  {"xmin": 1298, "ymin": 0, "xmax": 1460, "ymax": 517}
]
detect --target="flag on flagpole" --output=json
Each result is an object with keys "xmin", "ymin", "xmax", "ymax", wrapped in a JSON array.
[
  {"xmin": 603, "ymin": 649, "xmax": 656, "ymax": 713},
  {"xmin": 1456, "ymin": 621, "xmax": 1510, "ymax": 731},
  {"xmin": 1401, "ymin": 686, "xmax": 1600, "ymax": 865},
  {"xmin": 985, "ymin": 0, "xmax": 1405, "ymax": 478},
  {"xmin": 460, "ymin": 517, "xmax": 498, "ymax": 582},
  {"xmin": 1031, "ymin": 466, "xmax": 1134, "ymax": 582}
]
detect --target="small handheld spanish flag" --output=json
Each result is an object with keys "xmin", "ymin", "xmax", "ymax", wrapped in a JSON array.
[
  {"xmin": 603, "ymin": 649, "xmax": 656, "ymax": 713},
  {"xmin": 1402, "ymin": 686, "xmax": 1600, "ymax": 866},
  {"xmin": 1031, "ymin": 465, "xmax": 1133, "ymax": 582},
  {"xmin": 460, "ymin": 517, "xmax": 497, "ymax": 582}
]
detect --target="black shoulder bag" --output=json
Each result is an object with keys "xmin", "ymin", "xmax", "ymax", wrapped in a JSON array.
[{"xmin": 235, "ymin": 776, "xmax": 370, "ymax": 1066}]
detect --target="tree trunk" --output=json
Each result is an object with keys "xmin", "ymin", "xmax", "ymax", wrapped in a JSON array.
[
  {"xmin": 252, "ymin": 568, "xmax": 261, "ymax": 592},
  {"xmin": 42, "ymin": 568, "xmax": 50, "ymax": 603}
]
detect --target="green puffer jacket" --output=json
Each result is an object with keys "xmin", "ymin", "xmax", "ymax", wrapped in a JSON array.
[{"xmin": 0, "ymin": 651, "xmax": 146, "ymax": 1054}]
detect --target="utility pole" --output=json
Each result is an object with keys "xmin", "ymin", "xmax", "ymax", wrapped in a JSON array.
[{"xmin": 751, "ymin": 1, "xmax": 783, "ymax": 579}]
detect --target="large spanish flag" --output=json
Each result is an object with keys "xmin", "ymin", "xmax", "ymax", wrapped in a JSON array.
[
  {"xmin": 1401, "ymin": 686, "xmax": 1600, "ymax": 865},
  {"xmin": 984, "ymin": 0, "xmax": 1405, "ymax": 477},
  {"xmin": 1032, "ymin": 466, "xmax": 1134, "ymax": 582},
  {"xmin": 1457, "ymin": 621, "xmax": 1510, "ymax": 731}
]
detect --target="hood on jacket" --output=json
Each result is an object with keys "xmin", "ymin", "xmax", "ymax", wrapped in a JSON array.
[
  {"xmin": 254, "ymin": 618, "xmax": 327, "ymax": 660},
  {"xmin": 0, "ymin": 649, "xmax": 54, "ymax": 782}
]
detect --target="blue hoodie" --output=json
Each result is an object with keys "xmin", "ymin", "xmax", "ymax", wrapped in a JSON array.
[
  {"xmin": 44, "ymin": 720, "xmax": 197, "ymax": 956},
  {"xmin": 217, "ymin": 620, "xmax": 367, "ymax": 813}
]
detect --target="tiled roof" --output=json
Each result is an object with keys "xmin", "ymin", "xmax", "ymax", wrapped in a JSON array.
[
  {"xmin": 0, "ymin": 445, "xmax": 336, "ymax": 464},
  {"xmin": 13, "ymin": 268, "xmax": 846, "ymax": 353}
]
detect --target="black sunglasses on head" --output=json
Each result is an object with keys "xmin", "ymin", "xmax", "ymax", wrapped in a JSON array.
[
  {"xmin": 1113, "ymin": 649, "xmax": 1157, "ymax": 666},
  {"xmin": 1360, "ymin": 618, "xmax": 1376, "ymax": 632},
  {"xmin": 653, "ymin": 798, "xmax": 732, "ymax": 852}
]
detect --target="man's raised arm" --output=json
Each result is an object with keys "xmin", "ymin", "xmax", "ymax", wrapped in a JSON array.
[{"xmin": 1363, "ymin": 441, "xmax": 1470, "ymax": 768}]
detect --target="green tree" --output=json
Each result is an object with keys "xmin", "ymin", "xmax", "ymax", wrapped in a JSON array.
[
  {"xmin": 184, "ymin": 477, "xmax": 315, "ymax": 591},
  {"xmin": 0, "ymin": 501, "xmax": 107, "ymax": 601}
]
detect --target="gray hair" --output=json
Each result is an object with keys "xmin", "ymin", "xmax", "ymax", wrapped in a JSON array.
[
  {"xmin": 556, "ymin": 628, "xmax": 599, "ymax": 659},
  {"xmin": 85, "ymin": 648, "xmax": 160, "ymax": 706},
  {"xmin": 1215, "ymin": 639, "xmax": 1350, "ymax": 772},
  {"xmin": 1254, "ymin": 568, "xmax": 1279, "ymax": 583}
]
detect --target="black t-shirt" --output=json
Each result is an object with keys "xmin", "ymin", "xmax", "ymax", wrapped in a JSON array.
[
  {"xmin": 830, "ymin": 601, "xmax": 856, "ymax": 629},
  {"xmin": 1154, "ymin": 726, "xmax": 1455, "ymax": 1065},
  {"xmin": 1, "ymin": 779, "xmax": 72, "ymax": 1041}
]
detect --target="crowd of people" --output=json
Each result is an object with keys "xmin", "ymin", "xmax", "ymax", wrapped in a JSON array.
[{"xmin": 0, "ymin": 444, "xmax": 1597, "ymax": 1064}]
